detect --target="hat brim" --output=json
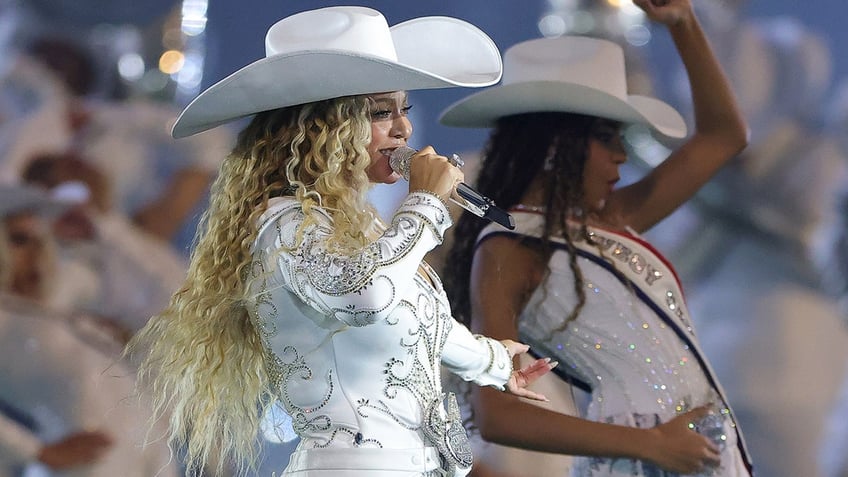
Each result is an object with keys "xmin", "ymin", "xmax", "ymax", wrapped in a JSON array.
[
  {"xmin": 439, "ymin": 81, "xmax": 687, "ymax": 142},
  {"xmin": 172, "ymin": 16, "xmax": 502, "ymax": 138},
  {"xmin": 0, "ymin": 184, "xmax": 69, "ymax": 219}
]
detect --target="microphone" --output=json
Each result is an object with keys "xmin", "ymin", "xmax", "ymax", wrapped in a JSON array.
[{"xmin": 390, "ymin": 146, "xmax": 515, "ymax": 230}]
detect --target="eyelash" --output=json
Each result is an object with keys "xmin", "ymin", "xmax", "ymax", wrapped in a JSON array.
[
  {"xmin": 370, "ymin": 105, "xmax": 413, "ymax": 120},
  {"xmin": 591, "ymin": 127, "xmax": 623, "ymax": 144},
  {"xmin": 594, "ymin": 131, "xmax": 617, "ymax": 142}
]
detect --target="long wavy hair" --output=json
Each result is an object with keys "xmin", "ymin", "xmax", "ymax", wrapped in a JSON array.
[
  {"xmin": 444, "ymin": 112, "xmax": 600, "ymax": 331},
  {"xmin": 126, "ymin": 94, "xmax": 377, "ymax": 476}
]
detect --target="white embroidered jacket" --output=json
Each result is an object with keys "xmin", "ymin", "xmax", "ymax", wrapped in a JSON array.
[{"xmin": 247, "ymin": 192, "xmax": 511, "ymax": 459}]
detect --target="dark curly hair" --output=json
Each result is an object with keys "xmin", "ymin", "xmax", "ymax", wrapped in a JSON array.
[{"xmin": 443, "ymin": 111, "xmax": 603, "ymax": 331}]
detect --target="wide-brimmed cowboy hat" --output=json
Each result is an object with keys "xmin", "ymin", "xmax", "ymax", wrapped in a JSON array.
[
  {"xmin": 172, "ymin": 6, "xmax": 503, "ymax": 138},
  {"xmin": 439, "ymin": 36, "xmax": 687, "ymax": 141},
  {"xmin": 0, "ymin": 183, "xmax": 70, "ymax": 219}
]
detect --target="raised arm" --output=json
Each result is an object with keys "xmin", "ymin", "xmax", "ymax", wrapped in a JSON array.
[
  {"xmin": 610, "ymin": 0, "xmax": 747, "ymax": 232},
  {"xmin": 468, "ymin": 236, "xmax": 721, "ymax": 473}
]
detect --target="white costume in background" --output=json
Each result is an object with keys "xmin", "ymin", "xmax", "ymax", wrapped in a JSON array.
[
  {"xmin": 660, "ymin": 13, "xmax": 848, "ymax": 474},
  {"xmin": 247, "ymin": 192, "xmax": 512, "ymax": 476},
  {"xmin": 0, "ymin": 70, "xmax": 231, "ymax": 217},
  {"xmin": 0, "ymin": 55, "xmax": 234, "ymax": 253},
  {"xmin": 0, "ymin": 412, "xmax": 41, "ymax": 477},
  {"xmin": 0, "ymin": 297, "xmax": 177, "ymax": 477},
  {"xmin": 821, "ymin": 367, "xmax": 848, "ymax": 477},
  {"xmin": 680, "ymin": 128, "xmax": 848, "ymax": 477},
  {"xmin": 47, "ymin": 211, "xmax": 187, "ymax": 335},
  {"xmin": 0, "ymin": 57, "xmax": 64, "ymax": 165},
  {"xmin": 478, "ymin": 212, "xmax": 753, "ymax": 477}
]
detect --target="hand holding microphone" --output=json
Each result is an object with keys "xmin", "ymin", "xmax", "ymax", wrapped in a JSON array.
[
  {"xmin": 399, "ymin": 146, "xmax": 462, "ymax": 202},
  {"xmin": 390, "ymin": 146, "xmax": 515, "ymax": 230}
]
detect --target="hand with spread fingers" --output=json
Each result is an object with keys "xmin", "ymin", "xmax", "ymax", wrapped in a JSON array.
[{"xmin": 501, "ymin": 339, "xmax": 557, "ymax": 402}]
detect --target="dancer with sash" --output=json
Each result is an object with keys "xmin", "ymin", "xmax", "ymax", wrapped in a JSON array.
[{"xmin": 442, "ymin": 0, "xmax": 753, "ymax": 475}]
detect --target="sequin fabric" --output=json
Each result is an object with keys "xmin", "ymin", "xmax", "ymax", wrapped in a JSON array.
[
  {"xmin": 247, "ymin": 193, "xmax": 509, "ymax": 476},
  {"xmin": 478, "ymin": 212, "xmax": 752, "ymax": 477}
]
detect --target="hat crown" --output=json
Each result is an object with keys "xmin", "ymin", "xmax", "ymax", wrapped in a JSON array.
[
  {"xmin": 503, "ymin": 36, "xmax": 627, "ymax": 100},
  {"xmin": 265, "ymin": 6, "xmax": 397, "ymax": 62}
]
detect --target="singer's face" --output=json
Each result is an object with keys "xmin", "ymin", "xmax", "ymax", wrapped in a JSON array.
[
  {"xmin": 366, "ymin": 91, "xmax": 413, "ymax": 184},
  {"xmin": 582, "ymin": 120, "xmax": 626, "ymax": 212}
]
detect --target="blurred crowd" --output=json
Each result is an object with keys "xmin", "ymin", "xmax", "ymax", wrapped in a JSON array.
[
  {"xmin": 657, "ymin": 6, "xmax": 848, "ymax": 477},
  {"xmin": 0, "ymin": 15, "xmax": 233, "ymax": 476},
  {"xmin": 0, "ymin": 1, "xmax": 848, "ymax": 477}
]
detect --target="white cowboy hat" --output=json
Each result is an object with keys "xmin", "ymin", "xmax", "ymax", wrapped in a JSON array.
[
  {"xmin": 0, "ymin": 183, "xmax": 69, "ymax": 219},
  {"xmin": 172, "ymin": 6, "xmax": 503, "ymax": 138},
  {"xmin": 439, "ymin": 36, "xmax": 687, "ymax": 141}
]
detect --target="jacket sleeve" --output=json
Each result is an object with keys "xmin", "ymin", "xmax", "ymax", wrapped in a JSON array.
[
  {"xmin": 441, "ymin": 320, "xmax": 512, "ymax": 390},
  {"xmin": 254, "ymin": 192, "xmax": 452, "ymax": 327}
]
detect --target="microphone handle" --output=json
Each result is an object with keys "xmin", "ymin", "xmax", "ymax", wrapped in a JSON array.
[
  {"xmin": 454, "ymin": 183, "xmax": 515, "ymax": 230},
  {"xmin": 390, "ymin": 145, "xmax": 515, "ymax": 229}
]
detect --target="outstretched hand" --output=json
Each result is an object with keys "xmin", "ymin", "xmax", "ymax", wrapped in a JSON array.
[
  {"xmin": 632, "ymin": 0, "xmax": 694, "ymax": 26},
  {"xmin": 500, "ymin": 339, "xmax": 557, "ymax": 402}
]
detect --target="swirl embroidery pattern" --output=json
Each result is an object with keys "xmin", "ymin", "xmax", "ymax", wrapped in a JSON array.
[{"xmin": 247, "ymin": 195, "xmax": 459, "ymax": 456}]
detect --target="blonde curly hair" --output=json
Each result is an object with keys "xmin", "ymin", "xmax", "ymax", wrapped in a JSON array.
[{"xmin": 127, "ymin": 94, "xmax": 380, "ymax": 475}]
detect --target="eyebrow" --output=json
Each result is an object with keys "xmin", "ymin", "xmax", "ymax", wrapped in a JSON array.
[
  {"xmin": 594, "ymin": 119, "xmax": 622, "ymax": 129},
  {"xmin": 368, "ymin": 93, "xmax": 408, "ymax": 103}
]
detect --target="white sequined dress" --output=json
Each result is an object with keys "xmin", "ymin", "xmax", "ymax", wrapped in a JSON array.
[{"xmin": 478, "ymin": 211, "xmax": 753, "ymax": 477}]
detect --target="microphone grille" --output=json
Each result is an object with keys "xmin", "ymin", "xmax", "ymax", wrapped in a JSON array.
[{"xmin": 389, "ymin": 146, "xmax": 417, "ymax": 180}]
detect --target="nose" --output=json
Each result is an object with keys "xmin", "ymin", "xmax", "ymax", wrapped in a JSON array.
[
  {"xmin": 390, "ymin": 115, "xmax": 412, "ymax": 141},
  {"xmin": 612, "ymin": 149, "xmax": 627, "ymax": 164},
  {"xmin": 610, "ymin": 133, "xmax": 628, "ymax": 159},
  {"xmin": 606, "ymin": 136, "xmax": 627, "ymax": 164}
]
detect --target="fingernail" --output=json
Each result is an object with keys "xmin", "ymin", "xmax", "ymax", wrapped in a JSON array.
[{"xmin": 549, "ymin": 361, "xmax": 559, "ymax": 368}]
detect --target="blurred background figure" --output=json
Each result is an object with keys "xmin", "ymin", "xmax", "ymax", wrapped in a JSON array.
[
  {"xmin": 0, "ymin": 182, "xmax": 112, "ymax": 476},
  {"xmin": 20, "ymin": 151, "xmax": 187, "ymax": 343},
  {"xmin": 0, "ymin": 182, "xmax": 177, "ymax": 477},
  {"xmin": 813, "ymin": 80, "xmax": 848, "ymax": 477},
  {"xmin": 649, "ymin": 7, "xmax": 848, "ymax": 477},
  {"xmin": 0, "ymin": 31, "xmax": 232, "ymax": 254}
]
